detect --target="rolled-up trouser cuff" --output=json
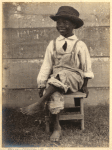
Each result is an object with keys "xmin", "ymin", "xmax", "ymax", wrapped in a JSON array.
[{"xmin": 48, "ymin": 91, "xmax": 64, "ymax": 114}]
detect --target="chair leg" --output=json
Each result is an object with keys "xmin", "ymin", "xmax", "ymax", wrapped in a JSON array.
[
  {"xmin": 81, "ymin": 119, "xmax": 84, "ymax": 130},
  {"xmin": 80, "ymin": 98, "xmax": 84, "ymax": 130},
  {"xmin": 45, "ymin": 116, "xmax": 50, "ymax": 133},
  {"xmin": 45, "ymin": 103, "xmax": 50, "ymax": 133}
]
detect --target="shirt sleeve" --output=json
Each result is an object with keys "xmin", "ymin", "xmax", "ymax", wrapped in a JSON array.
[
  {"xmin": 37, "ymin": 40, "xmax": 54, "ymax": 88},
  {"xmin": 77, "ymin": 41, "xmax": 94, "ymax": 79}
]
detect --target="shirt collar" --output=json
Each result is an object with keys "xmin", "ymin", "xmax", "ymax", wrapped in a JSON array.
[{"xmin": 57, "ymin": 34, "xmax": 78, "ymax": 41}]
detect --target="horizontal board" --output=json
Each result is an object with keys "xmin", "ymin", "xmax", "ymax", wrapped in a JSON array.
[
  {"xmin": 3, "ymin": 2, "xmax": 110, "ymax": 28},
  {"xmin": 2, "ymin": 58, "xmax": 109, "ymax": 89},
  {"xmin": 3, "ymin": 42, "xmax": 46, "ymax": 59},
  {"xmin": 59, "ymin": 114, "xmax": 84, "ymax": 120},
  {"xmin": 2, "ymin": 27, "xmax": 110, "ymax": 58},
  {"xmin": 2, "ymin": 59, "xmax": 42, "ymax": 89},
  {"xmin": 64, "ymin": 92, "xmax": 86, "ymax": 98},
  {"xmin": 2, "ymin": 88, "xmax": 109, "ymax": 108}
]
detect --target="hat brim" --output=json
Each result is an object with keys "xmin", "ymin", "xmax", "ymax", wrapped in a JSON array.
[{"xmin": 50, "ymin": 15, "xmax": 84, "ymax": 29}]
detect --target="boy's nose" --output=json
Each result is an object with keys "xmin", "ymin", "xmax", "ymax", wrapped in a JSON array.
[{"xmin": 59, "ymin": 22, "xmax": 65, "ymax": 27}]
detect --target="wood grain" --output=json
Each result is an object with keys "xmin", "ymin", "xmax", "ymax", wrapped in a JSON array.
[
  {"xmin": 2, "ymin": 27, "xmax": 110, "ymax": 58},
  {"xmin": 2, "ymin": 58, "xmax": 109, "ymax": 89},
  {"xmin": 59, "ymin": 114, "xmax": 84, "ymax": 120}
]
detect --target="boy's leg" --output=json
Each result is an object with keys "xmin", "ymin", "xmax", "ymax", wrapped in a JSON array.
[
  {"xmin": 20, "ymin": 85, "xmax": 61, "ymax": 115},
  {"xmin": 50, "ymin": 113, "xmax": 61, "ymax": 141}
]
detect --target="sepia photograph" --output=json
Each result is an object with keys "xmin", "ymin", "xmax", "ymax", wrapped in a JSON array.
[{"xmin": 2, "ymin": 2, "xmax": 110, "ymax": 147}]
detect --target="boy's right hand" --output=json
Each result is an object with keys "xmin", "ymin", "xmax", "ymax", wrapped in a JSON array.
[{"xmin": 38, "ymin": 88, "xmax": 45, "ymax": 98}]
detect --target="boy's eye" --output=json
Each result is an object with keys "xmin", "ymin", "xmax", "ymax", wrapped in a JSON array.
[
  {"xmin": 57, "ymin": 20, "xmax": 69, "ymax": 25},
  {"xmin": 65, "ymin": 21, "xmax": 69, "ymax": 25}
]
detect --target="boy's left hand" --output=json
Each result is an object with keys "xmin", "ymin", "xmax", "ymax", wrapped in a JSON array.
[
  {"xmin": 81, "ymin": 86, "xmax": 89, "ymax": 98},
  {"xmin": 38, "ymin": 88, "xmax": 45, "ymax": 98}
]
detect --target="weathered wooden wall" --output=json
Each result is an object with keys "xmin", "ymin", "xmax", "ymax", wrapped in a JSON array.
[{"xmin": 2, "ymin": 2, "xmax": 110, "ymax": 107}]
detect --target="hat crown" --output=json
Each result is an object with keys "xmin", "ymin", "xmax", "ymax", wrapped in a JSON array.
[{"xmin": 56, "ymin": 6, "xmax": 79, "ymax": 17}]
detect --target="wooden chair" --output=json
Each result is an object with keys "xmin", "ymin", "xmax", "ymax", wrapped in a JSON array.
[{"xmin": 45, "ymin": 92, "xmax": 86, "ymax": 133}]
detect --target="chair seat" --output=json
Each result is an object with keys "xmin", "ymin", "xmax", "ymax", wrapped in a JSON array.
[
  {"xmin": 63, "ymin": 92, "xmax": 86, "ymax": 108},
  {"xmin": 64, "ymin": 92, "xmax": 86, "ymax": 98}
]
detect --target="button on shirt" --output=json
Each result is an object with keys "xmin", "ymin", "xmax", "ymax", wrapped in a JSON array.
[{"xmin": 37, "ymin": 34, "xmax": 94, "ymax": 88}]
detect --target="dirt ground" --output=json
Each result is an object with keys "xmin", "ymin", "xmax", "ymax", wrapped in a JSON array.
[{"xmin": 2, "ymin": 103, "xmax": 109, "ymax": 147}]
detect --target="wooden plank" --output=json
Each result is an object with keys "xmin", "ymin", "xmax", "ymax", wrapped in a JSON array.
[
  {"xmin": 3, "ymin": 14, "xmax": 110, "ymax": 28},
  {"xmin": 76, "ymin": 27, "xmax": 110, "ymax": 57},
  {"xmin": 3, "ymin": 2, "xmax": 110, "ymax": 28},
  {"xmin": 2, "ymin": 58, "xmax": 109, "ymax": 89},
  {"xmin": 2, "ymin": 27, "xmax": 110, "ymax": 58},
  {"xmin": 2, "ymin": 88, "xmax": 40, "ymax": 108},
  {"xmin": 2, "ymin": 28, "xmax": 59, "ymax": 44},
  {"xmin": 2, "ymin": 42, "xmax": 46, "ymax": 59},
  {"xmin": 89, "ymin": 58, "xmax": 109, "ymax": 87},
  {"xmin": 3, "ymin": 39, "xmax": 109, "ymax": 58},
  {"xmin": 2, "ymin": 88, "xmax": 109, "ymax": 108},
  {"xmin": 3, "ymin": 2, "xmax": 110, "ymax": 16},
  {"xmin": 2, "ymin": 59, "xmax": 43, "ymax": 89},
  {"xmin": 59, "ymin": 114, "xmax": 84, "ymax": 120},
  {"xmin": 64, "ymin": 92, "xmax": 86, "ymax": 98},
  {"xmin": 3, "ymin": 27, "xmax": 109, "ymax": 44}
]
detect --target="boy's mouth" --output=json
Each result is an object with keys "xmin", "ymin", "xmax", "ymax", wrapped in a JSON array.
[
  {"xmin": 58, "ymin": 29, "xmax": 67, "ymax": 34},
  {"xmin": 59, "ymin": 29, "xmax": 66, "ymax": 32}
]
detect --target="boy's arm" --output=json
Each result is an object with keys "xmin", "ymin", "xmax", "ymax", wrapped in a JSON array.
[
  {"xmin": 78, "ymin": 41, "xmax": 94, "ymax": 79},
  {"xmin": 37, "ymin": 41, "xmax": 54, "ymax": 92},
  {"xmin": 77, "ymin": 41, "xmax": 94, "ymax": 98}
]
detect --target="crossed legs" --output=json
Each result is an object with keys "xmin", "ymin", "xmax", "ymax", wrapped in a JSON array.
[
  {"xmin": 20, "ymin": 84, "xmax": 62, "ymax": 141},
  {"xmin": 20, "ymin": 84, "xmax": 61, "ymax": 115}
]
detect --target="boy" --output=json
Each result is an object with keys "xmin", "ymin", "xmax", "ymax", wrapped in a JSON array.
[{"xmin": 21, "ymin": 6, "xmax": 94, "ymax": 141}]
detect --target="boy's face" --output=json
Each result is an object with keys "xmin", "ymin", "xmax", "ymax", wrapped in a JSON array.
[{"xmin": 56, "ymin": 18, "xmax": 75, "ymax": 38}]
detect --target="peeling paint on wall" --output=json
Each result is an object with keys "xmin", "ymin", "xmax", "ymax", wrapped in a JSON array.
[
  {"xmin": 14, "ymin": 13, "xmax": 23, "ymax": 19},
  {"xmin": 17, "ymin": 5, "xmax": 21, "ymax": 11},
  {"xmin": 91, "ymin": 57, "xmax": 109, "ymax": 62},
  {"xmin": 3, "ymin": 2, "xmax": 110, "ymax": 28}
]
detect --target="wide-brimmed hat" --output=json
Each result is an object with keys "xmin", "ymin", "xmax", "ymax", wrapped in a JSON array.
[{"xmin": 50, "ymin": 6, "xmax": 84, "ymax": 29}]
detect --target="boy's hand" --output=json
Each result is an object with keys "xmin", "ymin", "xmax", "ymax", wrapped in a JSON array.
[
  {"xmin": 81, "ymin": 85, "xmax": 89, "ymax": 98},
  {"xmin": 38, "ymin": 88, "xmax": 45, "ymax": 98},
  {"xmin": 81, "ymin": 78, "xmax": 89, "ymax": 98}
]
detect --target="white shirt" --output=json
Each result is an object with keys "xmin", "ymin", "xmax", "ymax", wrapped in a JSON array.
[{"xmin": 37, "ymin": 34, "xmax": 94, "ymax": 88}]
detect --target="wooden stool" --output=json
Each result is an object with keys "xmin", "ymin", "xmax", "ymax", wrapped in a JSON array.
[{"xmin": 45, "ymin": 92, "xmax": 86, "ymax": 132}]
